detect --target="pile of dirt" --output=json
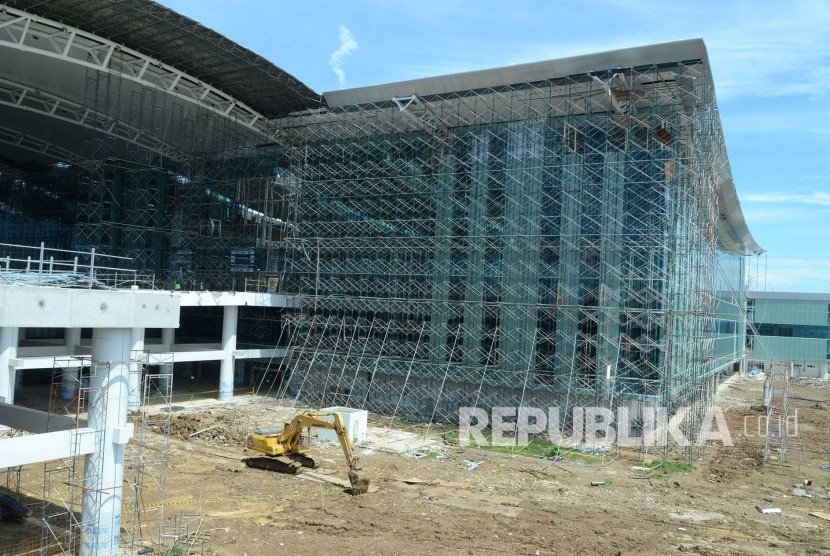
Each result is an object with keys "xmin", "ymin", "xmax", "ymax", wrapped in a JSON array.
[{"xmin": 147, "ymin": 412, "xmax": 249, "ymax": 448}]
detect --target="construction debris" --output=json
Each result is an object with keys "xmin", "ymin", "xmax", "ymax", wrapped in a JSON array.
[{"xmin": 755, "ymin": 506, "xmax": 782, "ymax": 514}]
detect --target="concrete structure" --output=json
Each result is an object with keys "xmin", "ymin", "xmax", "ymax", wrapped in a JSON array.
[
  {"xmin": 3, "ymin": 281, "xmax": 301, "ymax": 406},
  {"xmin": 747, "ymin": 291, "xmax": 830, "ymax": 379},
  {"xmin": 0, "ymin": 282, "xmax": 179, "ymax": 554}
]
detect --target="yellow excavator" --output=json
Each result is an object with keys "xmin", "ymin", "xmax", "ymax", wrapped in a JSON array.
[{"xmin": 244, "ymin": 411, "xmax": 370, "ymax": 494}]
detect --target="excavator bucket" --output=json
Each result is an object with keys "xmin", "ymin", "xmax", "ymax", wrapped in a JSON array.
[{"xmin": 347, "ymin": 466, "xmax": 370, "ymax": 495}]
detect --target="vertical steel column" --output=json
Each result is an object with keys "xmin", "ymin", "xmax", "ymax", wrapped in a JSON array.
[
  {"xmin": 219, "ymin": 306, "xmax": 238, "ymax": 401},
  {"xmin": 81, "ymin": 327, "xmax": 133, "ymax": 556}
]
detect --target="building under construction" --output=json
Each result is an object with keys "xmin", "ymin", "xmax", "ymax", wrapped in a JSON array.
[
  {"xmin": 0, "ymin": 1, "xmax": 762, "ymax": 553},
  {"xmin": 275, "ymin": 42, "xmax": 761, "ymax": 427}
]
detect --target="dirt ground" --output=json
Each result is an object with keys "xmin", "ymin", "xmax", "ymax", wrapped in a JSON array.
[{"xmin": 2, "ymin": 374, "xmax": 830, "ymax": 555}]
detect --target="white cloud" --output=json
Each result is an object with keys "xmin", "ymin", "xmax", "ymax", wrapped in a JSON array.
[
  {"xmin": 742, "ymin": 191, "xmax": 830, "ymax": 207},
  {"xmin": 330, "ymin": 25, "xmax": 358, "ymax": 89},
  {"xmin": 747, "ymin": 257, "xmax": 830, "ymax": 293}
]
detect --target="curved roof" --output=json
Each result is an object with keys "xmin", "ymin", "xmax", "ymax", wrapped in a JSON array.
[
  {"xmin": 324, "ymin": 38, "xmax": 762, "ymax": 257},
  {"xmin": 6, "ymin": 0, "xmax": 321, "ymax": 117}
]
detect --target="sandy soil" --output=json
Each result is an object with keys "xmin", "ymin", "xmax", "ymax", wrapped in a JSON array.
[{"xmin": 2, "ymin": 375, "xmax": 829, "ymax": 556}]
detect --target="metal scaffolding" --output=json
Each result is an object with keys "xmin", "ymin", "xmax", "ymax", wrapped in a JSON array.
[
  {"xmin": 122, "ymin": 353, "xmax": 174, "ymax": 554},
  {"xmin": 0, "ymin": 43, "xmax": 296, "ymax": 293},
  {"xmin": 272, "ymin": 56, "xmax": 749, "ymax": 456}
]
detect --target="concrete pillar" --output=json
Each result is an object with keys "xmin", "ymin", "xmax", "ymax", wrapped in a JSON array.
[
  {"xmin": 60, "ymin": 367, "xmax": 80, "ymax": 401},
  {"xmin": 66, "ymin": 327, "xmax": 82, "ymax": 355},
  {"xmin": 219, "ymin": 306, "xmax": 238, "ymax": 401},
  {"xmin": 11, "ymin": 369, "xmax": 20, "ymax": 402},
  {"xmin": 234, "ymin": 359, "xmax": 245, "ymax": 387},
  {"xmin": 81, "ymin": 327, "xmax": 133, "ymax": 556},
  {"xmin": 128, "ymin": 327, "xmax": 144, "ymax": 411},
  {"xmin": 60, "ymin": 328, "xmax": 83, "ymax": 401},
  {"xmin": 158, "ymin": 363, "xmax": 173, "ymax": 397},
  {"xmin": 161, "ymin": 327, "xmax": 175, "ymax": 351},
  {"xmin": 159, "ymin": 328, "xmax": 175, "ymax": 397},
  {"xmin": 0, "ymin": 326, "xmax": 19, "ymax": 405}
]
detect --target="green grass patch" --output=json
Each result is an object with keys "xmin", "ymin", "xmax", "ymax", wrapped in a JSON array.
[
  {"xmin": 157, "ymin": 544, "xmax": 185, "ymax": 556},
  {"xmin": 641, "ymin": 459, "xmax": 695, "ymax": 476},
  {"xmin": 476, "ymin": 438, "xmax": 563, "ymax": 459},
  {"xmin": 447, "ymin": 431, "xmax": 560, "ymax": 458},
  {"xmin": 445, "ymin": 430, "xmax": 606, "ymax": 463}
]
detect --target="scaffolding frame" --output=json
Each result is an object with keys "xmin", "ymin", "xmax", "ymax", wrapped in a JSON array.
[
  {"xmin": 272, "ymin": 58, "xmax": 747, "ymax": 459},
  {"xmin": 122, "ymin": 352, "xmax": 174, "ymax": 554},
  {"xmin": 36, "ymin": 359, "xmax": 108, "ymax": 556}
]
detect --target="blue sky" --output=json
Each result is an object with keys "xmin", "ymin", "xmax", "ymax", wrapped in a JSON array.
[{"xmin": 162, "ymin": 0, "xmax": 830, "ymax": 293}]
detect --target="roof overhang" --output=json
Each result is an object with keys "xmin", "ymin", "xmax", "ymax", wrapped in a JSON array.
[
  {"xmin": 4, "ymin": 0, "xmax": 320, "ymax": 117},
  {"xmin": 0, "ymin": 1, "xmax": 321, "ymax": 172}
]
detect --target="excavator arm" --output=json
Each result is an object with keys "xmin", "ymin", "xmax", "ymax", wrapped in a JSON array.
[{"xmin": 285, "ymin": 413, "xmax": 359, "ymax": 469}]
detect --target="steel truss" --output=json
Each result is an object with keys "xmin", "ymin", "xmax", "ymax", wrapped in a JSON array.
[{"xmin": 0, "ymin": 5, "xmax": 271, "ymax": 138}]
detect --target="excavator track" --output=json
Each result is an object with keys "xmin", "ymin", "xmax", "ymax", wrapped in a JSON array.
[
  {"xmin": 244, "ymin": 456, "xmax": 303, "ymax": 475},
  {"xmin": 290, "ymin": 453, "xmax": 318, "ymax": 469}
]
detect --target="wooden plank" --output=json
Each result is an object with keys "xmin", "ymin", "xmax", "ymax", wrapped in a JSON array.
[
  {"xmin": 809, "ymin": 511, "xmax": 830, "ymax": 522},
  {"xmin": 299, "ymin": 471, "xmax": 380, "ymax": 493}
]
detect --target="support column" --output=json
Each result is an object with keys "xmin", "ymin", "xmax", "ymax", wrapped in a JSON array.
[
  {"xmin": 234, "ymin": 359, "xmax": 245, "ymax": 387},
  {"xmin": 11, "ymin": 368, "xmax": 20, "ymax": 402},
  {"xmin": 81, "ymin": 327, "xmax": 133, "ymax": 556},
  {"xmin": 66, "ymin": 328, "xmax": 82, "ymax": 355},
  {"xmin": 158, "ymin": 363, "xmax": 173, "ymax": 398},
  {"xmin": 219, "ymin": 306, "xmax": 238, "ymax": 401},
  {"xmin": 128, "ymin": 327, "xmax": 144, "ymax": 411},
  {"xmin": 161, "ymin": 327, "xmax": 175, "ymax": 351},
  {"xmin": 61, "ymin": 328, "xmax": 82, "ymax": 400},
  {"xmin": 0, "ymin": 326, "xmax": 19, "ymax": 405},
  {"xmin": 159, "ymin": 327, "xmax": 175, "ymax": 396}
]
